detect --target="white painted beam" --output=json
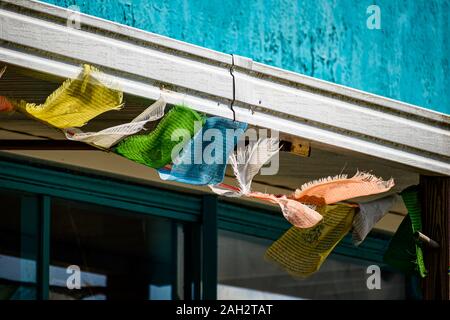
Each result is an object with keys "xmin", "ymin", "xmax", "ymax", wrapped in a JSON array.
[{"xmin": 0, "ymin": 0, "xmax": 449, "ymax": 175}]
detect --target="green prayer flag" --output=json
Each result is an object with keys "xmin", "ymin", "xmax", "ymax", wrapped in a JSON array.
[
  {"xmin": 383, "ymin": 186, "xmax": 427, "ymax": 278},
  {"xmin": 115, "ymin": 105, "xmax": 206, "ymax": 169}
]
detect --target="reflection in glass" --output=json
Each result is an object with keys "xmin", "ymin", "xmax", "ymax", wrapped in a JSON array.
[
  {"xmin": 0, "ymin": 189, "xmax": 38, "ymax": 300},
  {"xmin": 49, "ymin": 198, "xmax": 182, "ymax": 300},
  {"xmin": 218, "ymin": 230, "xmax": 406, "ymax": 300}
]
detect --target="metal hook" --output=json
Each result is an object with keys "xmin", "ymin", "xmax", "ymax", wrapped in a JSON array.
[
  {"xmin": 229, "ymin": 54, "xmax": 236, "ymax": 121},
  {"xmin": 414, "ymin": 231, "xmax": 440, "ymax": 248}
]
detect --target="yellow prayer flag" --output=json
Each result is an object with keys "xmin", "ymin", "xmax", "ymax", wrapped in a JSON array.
[
  {"xmin": 265, "ymin": 204, "xmax": 355, "ymax": 277},
  {"xmin": 13, "ymin": 65, "xmax": 123, "ymax": 128}
]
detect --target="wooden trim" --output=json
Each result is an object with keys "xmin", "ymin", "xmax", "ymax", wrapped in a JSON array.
[
  {"xmin": 420, "ymin": 176, "xmax": 450, "ymax": 300},
  {"xmin": 183, "ymin": 223, "xmax": 201, "ymax": 300},
  {"xmin": 37, "ymin": 195, "xmax": 50, "ymax": 300},
  {"xmin": 0, "ymin": 139, "xmax": 97, "ymax": 150},
  {"xmin": 201, "ymin": 195, "xmax": 218, "ymax": 300},
  {"xmin": 0, "ymin": 156, "xmax": 203, "ymax": 222},
  {"xmin": 19, "ymin": 194, "xmax": 39, "ymax": 300}
]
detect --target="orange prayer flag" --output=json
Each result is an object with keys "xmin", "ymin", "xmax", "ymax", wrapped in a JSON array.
[{"xmin": 292, "ymin": 171, "xmax": 394, "ymax": 205}]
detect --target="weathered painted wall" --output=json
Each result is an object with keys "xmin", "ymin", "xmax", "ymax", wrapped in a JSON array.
[{"xmin": 43, "ymin": 0, "xmax": 449, "ymax": 114}]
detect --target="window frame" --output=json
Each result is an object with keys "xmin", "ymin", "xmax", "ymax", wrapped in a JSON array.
[{"xmin": 0, "ymin": 155, "xmax": 391, "ymax": 300}]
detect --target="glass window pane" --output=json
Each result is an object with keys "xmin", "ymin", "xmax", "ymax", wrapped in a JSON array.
[
  {"xmin": 49, "ymin": 198, "xmax": 183, "ymax": 300},
  {"xmin": 218, "ymin": 230, "xmax": 406, "ymax": 300},
  {"xmin": 0, "ymin": 189, "xmax": 38, "ymax": 300}
]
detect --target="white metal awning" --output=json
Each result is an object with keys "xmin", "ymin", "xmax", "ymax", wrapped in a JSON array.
[{"xmin": 0, "ymin": 0, "xmax": 449, "ymax": 175}]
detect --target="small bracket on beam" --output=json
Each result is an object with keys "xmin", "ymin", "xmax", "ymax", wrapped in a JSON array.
[{"xmin": 279, "ymin": 133, "xmax": 311, "ymax": 157}]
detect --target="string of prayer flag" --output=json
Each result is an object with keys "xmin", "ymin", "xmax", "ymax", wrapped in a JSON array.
[
  {"xmin": 64, "ymin": 97, "xmax": 166, "ymax": 149},
  {"xmin": 209, "ymin": 138, "xmax": 324, "ymax": 229}
]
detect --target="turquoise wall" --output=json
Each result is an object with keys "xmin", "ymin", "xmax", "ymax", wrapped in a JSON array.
[{"xmin": 43, "ymin": 0, "xmax": 449, "ymax": 114}]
